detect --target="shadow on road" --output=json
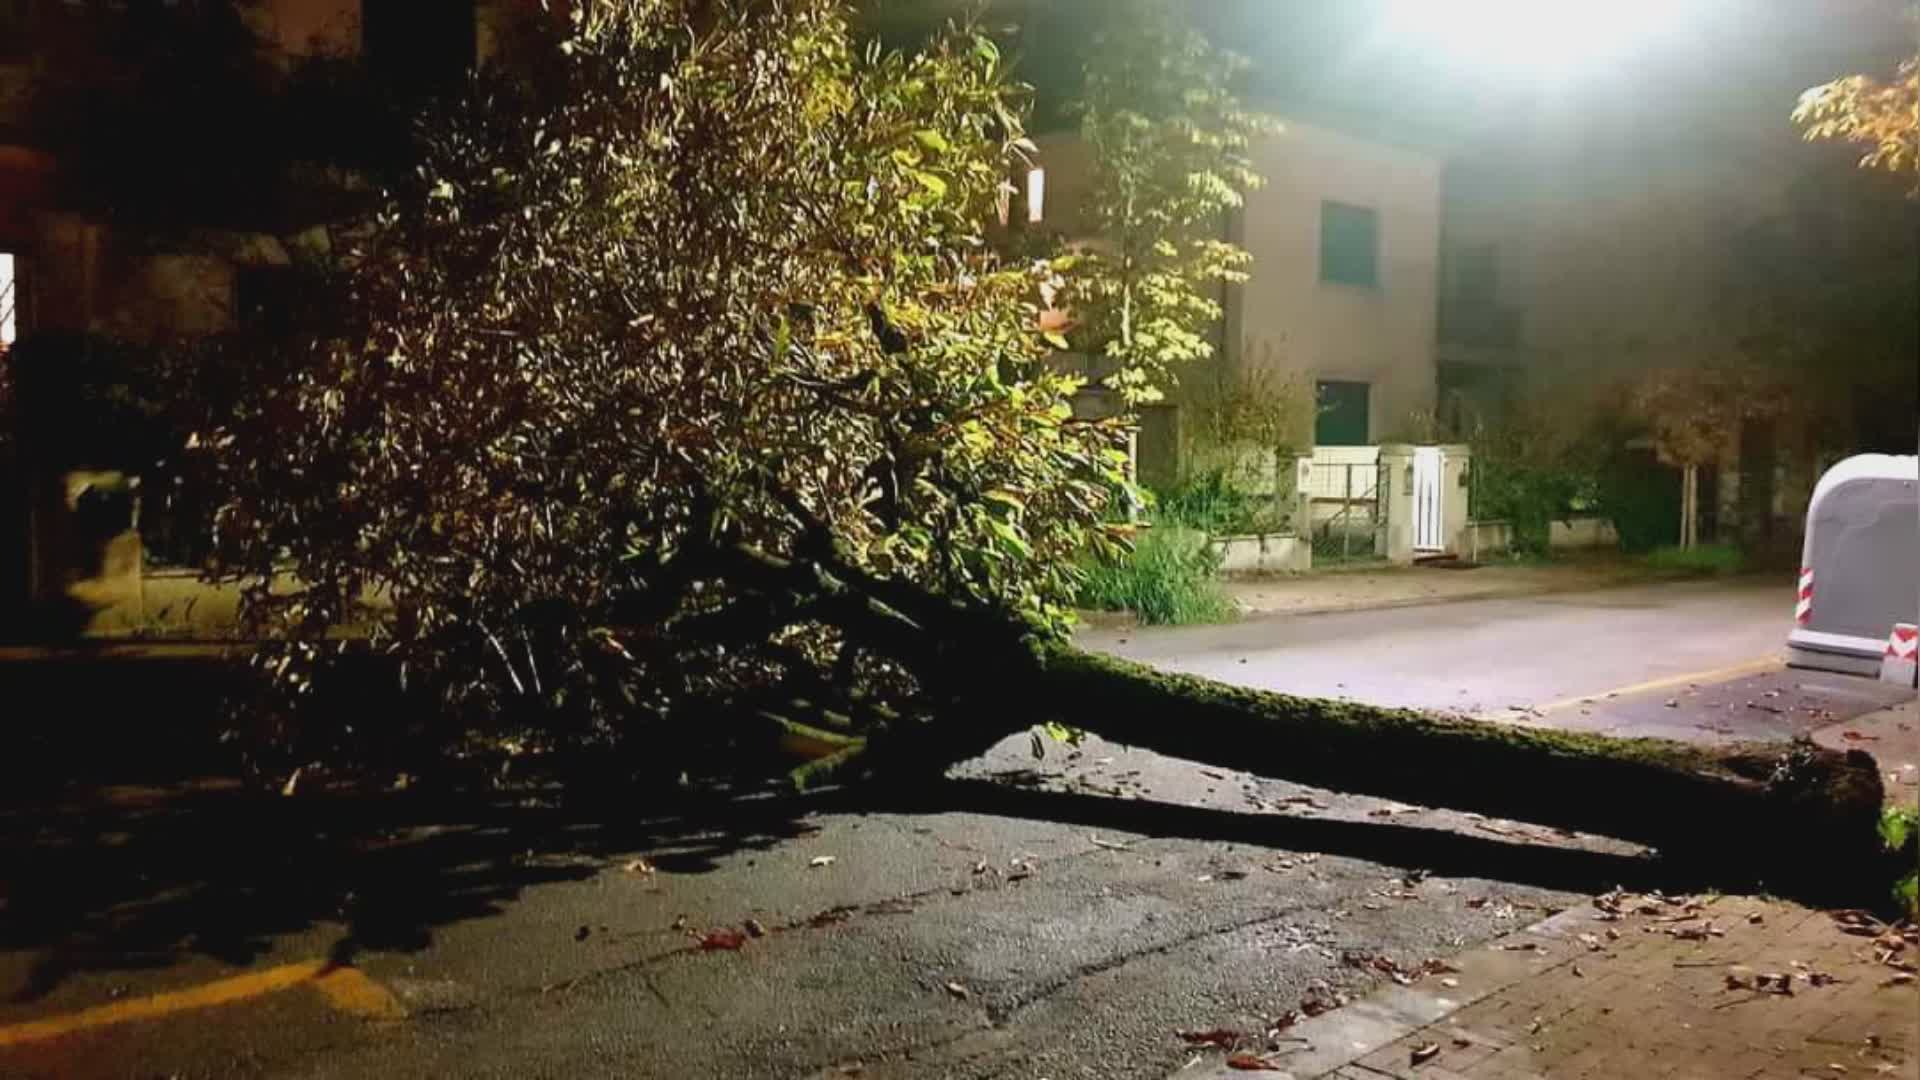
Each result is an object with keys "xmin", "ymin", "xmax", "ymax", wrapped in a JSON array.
[
  {"xmin": 0, "ymin": 761, "xmax": 1710, "ymax": 1006},
  {"xmin": 0, "ymin": 782, "xmax": 823, "ymax": 1004}
]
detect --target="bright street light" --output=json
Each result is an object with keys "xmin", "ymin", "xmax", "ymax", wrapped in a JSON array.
[{"xmin": 1383, "ymin": 0, "xmax": 1683, "ymax": 77}]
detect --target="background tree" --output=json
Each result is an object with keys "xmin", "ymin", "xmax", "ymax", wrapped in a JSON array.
[
  {"xmin": 1628, "ymin": 362, "xmax": 1790, "ymax": 551},
  {"xmin": 1795, "ymin": 38, "xmax": 1920, "ymax": 196},
  {"xmin": 1062, "ymin": 0, "xmax": 1278, "ymax": 408}
]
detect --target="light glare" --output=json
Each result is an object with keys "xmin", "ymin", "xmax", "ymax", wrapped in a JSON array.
[{"xmin": 1386, "ymin": 0, "xmax": 1672, "ymax": 75}]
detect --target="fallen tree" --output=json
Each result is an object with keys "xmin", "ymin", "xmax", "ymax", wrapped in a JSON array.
[{"xmin": 164, "ymin": 0, "xmax": 1886, "ymax": 899}]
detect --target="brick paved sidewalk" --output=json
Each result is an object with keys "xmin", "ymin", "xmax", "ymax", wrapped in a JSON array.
[{"xmin": 1175, "ymin": 893, "xmax": 1918, "ymax": 1080}]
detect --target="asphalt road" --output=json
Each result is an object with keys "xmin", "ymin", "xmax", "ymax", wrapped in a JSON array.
[
  {"xmin": 1079, "ymin": 576, "xmax": 1911, "ymax": 742},
  {"xmin": 0, "ymin": 576, "xmax": 1907, "ymax": 1079}
]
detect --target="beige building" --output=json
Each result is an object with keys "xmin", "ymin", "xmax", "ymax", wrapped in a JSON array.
[
  {"xmin": 1227, "ymin": 121, "xmax": 1442, "ymax": 451},
  {"xmin": 1035, "ymin": 119, "xmax": 1443, "ymax": 484}
]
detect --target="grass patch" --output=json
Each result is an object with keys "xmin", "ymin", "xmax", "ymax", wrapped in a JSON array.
[
  {"xmin": 1077, "ymin": 521, "xmax": 1234, "ymax": 626},
  {"xmin": 1642, "ymin": 543, "xmax": 1745, "ymax": 575}
]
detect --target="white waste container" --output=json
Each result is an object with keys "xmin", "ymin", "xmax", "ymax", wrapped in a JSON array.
[{"xmin": 1786, "ymin": 454, "xmax": 1919, "ymax": 676}]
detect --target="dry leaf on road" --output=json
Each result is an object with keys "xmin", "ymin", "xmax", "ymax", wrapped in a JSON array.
[
  {"xmin": 622, "ymin": 858, "xmax": 655, "ymax": 875},
  {"xmin": 944, "ymin": 981, "xmax": 970, "ymax": 1000},
  {"xmin": 697, "ymin": 928, "xmax": 747, "ymax": 951},
  {"xmin": 1175, "ymin": 1028, "xmax": 1240, "ymax": 1049},
  {"xmin": 1225, "ymin": 1053, "xmax": 1286, "ymax": 1071},
  {"xmin": 1411, "ymin": 1042, "xmax": 1441, "ymax": 1065},
  {"xmin": 809, "ymin": 855, "xmax": 837, "ymax": 868}
]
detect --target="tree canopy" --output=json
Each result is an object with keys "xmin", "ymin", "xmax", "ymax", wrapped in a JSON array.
[{"xmin": 199, "ymin": 0, "xmax": 1129, "ymax": 776}]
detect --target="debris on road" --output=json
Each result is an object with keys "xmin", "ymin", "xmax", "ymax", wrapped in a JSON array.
[
  {"xmin": 809, "ymin": 855, "xmax": 837, "ymax": 868},
  {"xmin": 1176, "ymin": 1028, "xmax": 1241, "ymax": 1050},
  {"xmin": 697, "ymin": 928, "xmax": 748, "ymax": 951}
]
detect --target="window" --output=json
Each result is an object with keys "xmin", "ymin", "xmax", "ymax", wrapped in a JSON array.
[
  {"xmin": 1315, "ymin": 380, "xmax": 1370, "ymax": 446},
  {"xmin": 1320, "ymin": 201, "xmax": 1379, "ymax": 287},
  {"xmin": 0, "ymin": 252, "xmax": 16, "ymax": 351}
]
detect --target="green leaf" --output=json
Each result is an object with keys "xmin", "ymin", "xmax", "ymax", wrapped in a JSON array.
[
  {"xmin": 909, "ymin": 170, "xmax": 948, "ymax": 200},
  {"xmin": 1882, "ymin": 806, "xmax": 1917, "ymax": 852},
  {"xmin": 912, "ymin": 129, "xmax": 951, "ymax": 155},
  {"xmin": 1041, "ymin": 331, "xmax": 1070, "ymax": 350},
  {"xmin": 1043, "ymin": 721, "xmax": 1085, "ymax": 746},
  {"xmin": 987, "ymin": 518, "xmax": 1031, "ymax": 558}
]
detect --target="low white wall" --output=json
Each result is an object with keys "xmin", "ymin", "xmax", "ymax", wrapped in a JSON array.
[
  {"xmin": 1463, "ymin": 516, "xmax": 1619, "ymax": 556},
  {"xmin": 1212, "ymin": 533, "xmax": 1311, "ymax": 574}
]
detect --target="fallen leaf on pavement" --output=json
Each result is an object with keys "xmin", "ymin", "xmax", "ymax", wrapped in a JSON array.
[
  {"xmin": 743, "ymin": 919, "xmax": 767, "ymax": 938},
  {"xmin": 1881, "ymin": 972, "xmax": 1915, "ymax": 987},
  {"xmin": 1499, "ymin": 942, "xmax": 1542, "ymax": 952},
  {"xmin": 281, "ymin": 767, "xmax": 303, "ymax": 797},
  {"xmin": 1410, "ymin": 1042, "xmax": 1440, "ymax": 1065},
  {"xmin": 1466, "ymin": 896, "xmax": 1490, "ymax": 909},
  {"xmin": 1841, "ymin": 731, "xmax": 1879, "ymax": 742},
  {"xmin": 808, "ymin": 905, "xmax": 857, "ymax": 927},
  {"xmin": 698, "ymin": 928, "xmax": 747, "ymax": 951},
  {"xmin": 809, "ymin": 855, "xmax": 837, "ymax": 868},
  {"xmin": 944, "ymin": 981, "xmax": 970, "ymax": 1000},
  {"xmin": 622, "ymin": 858, "xmax": 655, "ymax": 875},
  {"xmin": 1089, "ymin": 836, "xmax": 1131, "ymax": 852},
  {"xmin": 1578, "ymin": 933, "xmax": 1604, "ymax": 952},
  {"xmin": 1440, "ymin": 977, "xmax": 1460, "ymax": 988},
  {"xmin": 1225, "ymin": 1053, "xmax": 1285, "ymax": 1071},
  {"xmin": 1176, "ymin": 1028, "xmax": 1240, "ymax": 1049}
]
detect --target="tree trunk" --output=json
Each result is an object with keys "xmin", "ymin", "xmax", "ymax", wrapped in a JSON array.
[{"xmin": 1004, "ymin": 645, "xmax": 1886, "ymax": 900}]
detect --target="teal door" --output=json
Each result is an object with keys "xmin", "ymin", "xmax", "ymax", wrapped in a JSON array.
[{"xmin": 1315, "ymin": 380, "xmax": 1370, "ymax": 446}]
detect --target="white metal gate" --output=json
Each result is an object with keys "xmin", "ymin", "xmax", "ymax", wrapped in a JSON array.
[{"xmin": 1413, "ymin": 446, "xmax": 1445, "ymax": 552}]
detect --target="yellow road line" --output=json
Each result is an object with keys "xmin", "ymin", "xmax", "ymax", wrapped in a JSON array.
[
  {"xmin": 313, "ymin": 966, "xmax": 407, "ymax": 1022},
  {"xmin": 1530, "ymin": 656, "xmax": 1784, "ymax": 716},
  {"xmin": 0, "ymin": 961, "xmax": 403, "ymax": 1049}
]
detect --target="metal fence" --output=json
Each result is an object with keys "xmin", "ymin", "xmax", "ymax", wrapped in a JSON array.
[{"xmin": 1306, "ymin": 455, "xmax": 1386, "ymax": 564}]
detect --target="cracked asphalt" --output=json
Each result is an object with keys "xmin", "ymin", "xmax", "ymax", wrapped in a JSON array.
[
  {"xmin": 1, "ymin": 731, "xmax": 1610, "ymax": 1080},
  {"xmin": 4, "ymin": 577, "xmax": 1901, "ymax": 1079}
]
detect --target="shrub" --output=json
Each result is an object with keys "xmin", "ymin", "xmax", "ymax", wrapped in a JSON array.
[
  {"xmin": 1643, "ymin": 543, "xmax": 1745, "ymax": 575},
  {"xmin": 1154, "ymin": 469, "xmax": 1284, "ymax": 536},
  {"xmin": 1077, "ymin": 520, "xmax": 1233, "ymax": 625}
]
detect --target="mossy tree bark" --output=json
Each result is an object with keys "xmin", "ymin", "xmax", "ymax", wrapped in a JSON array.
[{"xmin": 1007, "ymin": 646, "xmax": 1886, "ymax": 899}]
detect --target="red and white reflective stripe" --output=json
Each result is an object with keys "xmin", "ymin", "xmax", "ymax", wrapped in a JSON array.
[
  {"xmin": 1887, "ymin": 624, "xmax": 1918, "ymax": 661},
  {"xmin": 1795, "ymin": 568, "xmax": 1813, "ymax": 625}
]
